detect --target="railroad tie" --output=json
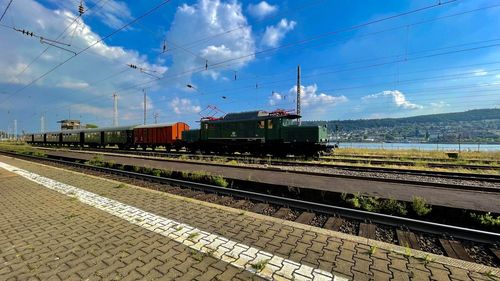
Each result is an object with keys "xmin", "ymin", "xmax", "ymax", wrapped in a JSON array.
[
  {"xmin": 295, "ymin": 212, "xmax": 316, "ymax": 225},
  {"xmin": 323, "ymin": 217, "xmax": 344, "ymax": 231},
  {"xmin": 396, "ymin": 230, "xmax": 421, "ymax": 250},
  {"xmin": 358, "ymin": 223, "xmax": 377, "ymax": 240},
  {"xmin": 439, "ymin": 239, "xmax": 473, "ymax": 262},
  {"xmin": 273, "ymin": 207, "xmax": 291, "ymax": 219},
  {"xmin": 250, "ymin": 203, "xmax": 270, "ymax": 214}
]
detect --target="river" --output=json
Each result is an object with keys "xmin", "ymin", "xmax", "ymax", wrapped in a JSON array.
[{"xmin": 332, "ymin": 142, "xmax": 500, "ymax": 151}]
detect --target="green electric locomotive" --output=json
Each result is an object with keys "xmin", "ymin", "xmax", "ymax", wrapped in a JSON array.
[{"xmin": 182, "ymin": 110, "xmax": 329, "ymax": 156}]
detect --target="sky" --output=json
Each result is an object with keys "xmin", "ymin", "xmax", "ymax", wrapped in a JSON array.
[{"xmin": 0, "ymin": 0, "xmax": 499, "ymax": 133}]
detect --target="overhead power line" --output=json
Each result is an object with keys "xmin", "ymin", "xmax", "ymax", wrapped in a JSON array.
[
  {"xmin": 0, "ymin": 0, "xmax": 13, "ymax": 22},
  {"xmin": 0, "ymin": 0, "xmax": 173, "ymax": 105}
]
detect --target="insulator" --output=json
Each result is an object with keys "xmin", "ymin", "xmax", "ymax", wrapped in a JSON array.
[
  {"xmin": 205, "ymin": 60, "xmax": 208, "ymax": 70},
  {"xmin": 162, "ymin": 41, "xmax": 167, "ymax": 53},
  {"xmin": 234, "ymin": 72, "xmax": 237, "ymax": 80},
  {"xmin": 79, "ymin": 5, "xmax": 84, "ymax": 16}
]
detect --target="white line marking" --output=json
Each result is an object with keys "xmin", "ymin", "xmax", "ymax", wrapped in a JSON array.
[{"xmin": 0, "ymin": 161, "xmax": 347, "ymax": 281}]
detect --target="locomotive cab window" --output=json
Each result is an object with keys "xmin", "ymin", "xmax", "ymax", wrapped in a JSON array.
[
  {"xmin": 267, "ymin": 119, "xmax": 273, "ymax": 129},
  {"xmin": 258, "ymin": 121, "xmax": 264, "ymax": 128}
]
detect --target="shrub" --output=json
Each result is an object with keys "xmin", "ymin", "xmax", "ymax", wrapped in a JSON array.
[
  {"xmin": 412, "ymin": 196, "xmax": 432, "ymax": 216},
  {"xmin": 380, "ymin": 198, "xmax": 408, "ymax": 216},
  {"xmin": 469, "ymin": 212, "xmax": 500, "ymax": 230},
  {"xmin": 85, "ymin": 155, "xmax": 106, "ymax": 167},
  {"xmin": 359, "ymin": 196, "xmax": 380, "ymax": 212},
  {"xmin": 151, "ymin": 169, "xmax": 162, "ymax": 177}
]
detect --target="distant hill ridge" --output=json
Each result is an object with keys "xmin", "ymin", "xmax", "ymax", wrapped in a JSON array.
[
  {"xmin": 303, "ymin": 109, "xmax": 500, "ymax": 143},
  {"xmin": 304, "ymin": 109, "xmax": 500, "ymax": 130}
]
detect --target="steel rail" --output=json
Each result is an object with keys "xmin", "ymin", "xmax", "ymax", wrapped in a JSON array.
[{"xmin": 1, "ymin": 150, "xmax": 499, "ymax": 245}]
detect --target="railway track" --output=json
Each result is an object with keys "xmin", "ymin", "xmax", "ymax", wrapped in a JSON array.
[
  {"xmin": 326, "ymin": 153, "xmax": 499, "ymax": 165},
  {"xmin": 34, "ymin": 146, "xmax": 500, "ymax": 184},
  {"xmin": 2, "ymin": 150, "xmax": 499, "ymax": 267}
]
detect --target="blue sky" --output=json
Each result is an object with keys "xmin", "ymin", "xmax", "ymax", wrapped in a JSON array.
[{"xmin": 0, "ymin": 0, "xmax": 499, "ymax": 133}]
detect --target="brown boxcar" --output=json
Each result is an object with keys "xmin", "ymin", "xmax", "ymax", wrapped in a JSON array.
[{"xmin": 133, "ymin": 122, "xmax": 189, "ymax": 150}]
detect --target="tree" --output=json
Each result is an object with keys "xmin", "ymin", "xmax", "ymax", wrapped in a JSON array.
[{"xmin": 86, "ymin": 124, "xmax": 98, "ymax": 129}]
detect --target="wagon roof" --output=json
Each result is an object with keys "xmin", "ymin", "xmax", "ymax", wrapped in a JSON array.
[{"xmin": 133, "ymin": 122, "xmax": 187, "ymax": 129}]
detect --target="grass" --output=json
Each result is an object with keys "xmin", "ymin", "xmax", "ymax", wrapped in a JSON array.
[
  {"xmin": 113, "ymin": 183, "xmax": 127, "ymax": 189},
  {"xmin": 187, "ymin": 232, "xmax": 200, "ymax": 241},
  {"xmin": 368, "ymin": 246, "xmax": 377, "ymax": 256},
  {"xmin": 411, "ymin": 196, "xmax": 432, "ymax": 217},
  {"xmin": 251, "ymin": 259, "xmax": 270, "ymax": 272}
]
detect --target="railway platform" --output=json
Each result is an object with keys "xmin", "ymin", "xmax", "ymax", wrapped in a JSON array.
[{"xmin": 0, "ymin": 155, "xmax": 498, "ymax": 281}]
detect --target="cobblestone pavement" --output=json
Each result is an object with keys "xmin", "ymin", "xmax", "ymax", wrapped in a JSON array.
[{"xmin": 0, "ymin": 155, "xmax": 498, "ymax": 281}]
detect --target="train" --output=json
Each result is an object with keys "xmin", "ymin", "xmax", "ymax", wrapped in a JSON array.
[{"xmin": 26, "ymin": 110, "xmax": 330, "ymax": 156}]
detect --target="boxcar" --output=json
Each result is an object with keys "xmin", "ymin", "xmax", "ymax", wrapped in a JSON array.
[{"xmin": 133, "ymin": 123, "xmax": 189, "ymax": 150}]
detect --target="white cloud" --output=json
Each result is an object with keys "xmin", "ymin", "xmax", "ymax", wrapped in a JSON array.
[
  {"xmin": 166, "ymin": 0, "xmax": 255, "ymax": 80},
  {"xmin": 169, "ymin": 97, "xmax": 201, "ymax": 114},
  {"xmin": 56, "ymin": 80, "xmax": 89, "ymax": 89},
  {"xmin": 430, "ymin": 101, "xmax": 450, "ymax": 108},
  {"xmin": 473, "ymin": 69, "xmax": 488, "ymax": 76},
  {"xmin": 261, "ymin": 18, "xmax": 296, "ymax": 47},
  {"xmin": 362, "ymin": 90, "xmax": 422, "ymax": 109},
  {"xmin": 0, "ymin": 0, "xmax": 166, "ymax": 128},
  {"xmin": 269, "ymin": 91, "xmax": 282, "ymax": 106},
  {"xmin": 269, "ymin": 84, "xmax": 348, "ymax": 108},
  {"xmin": 247, "ymin": 1, "xmax": 278, "ymax": 19}
]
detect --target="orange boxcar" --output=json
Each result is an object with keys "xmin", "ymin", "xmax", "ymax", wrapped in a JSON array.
[{"xmin": 133, "ymin": 122, "xmax": 189, "ymax": 149}]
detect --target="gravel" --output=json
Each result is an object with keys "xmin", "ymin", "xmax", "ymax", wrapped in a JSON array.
[
  {"xmin": 268, "ymin": 165, "xmax": 500, "ymax": 188},
  {"xmin": 417, "ymin": 234, "xmax": 444, "ymax": 255},
  {"xmin": 462, "ymin": 241, "xmax": 499, "ymax": 267},
  {"xmin": 375, "ymin": 225, "xmax": 397, "ymax": 244}
]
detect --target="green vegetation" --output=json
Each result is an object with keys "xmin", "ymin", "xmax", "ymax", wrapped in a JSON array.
[
  {"xmin": 411, "ymin": 196, "xmax": 432, "ymax": 217},
  {"xmin": 187, "ymin": 232, "xmax": 199, "ymax": 241},
  {"xmin": 113, "ymin": 183, "xmax": 127, "ymax": 189},
  {"xmin": 85, "ymin": 155, "xmax": 106, "ymax": 167},
  {"xmin": 380, "ymin": 198, "xmax": 408, "ymax": 216},
  {"xmin": 469, "ymin": 212, "xmax": 500, "ymax": 231},
  {"xmin": 251, "ymin": 259, "xmax": 270, "ymax": 272},
  {"xmin": 368, "ymin": 246, "xmax": 377, "ymax": 256}
]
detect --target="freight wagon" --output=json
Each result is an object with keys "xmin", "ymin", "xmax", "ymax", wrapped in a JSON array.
[{"xmin": 133, "ymin": 122, "xmax": 189, "ymax": 150}]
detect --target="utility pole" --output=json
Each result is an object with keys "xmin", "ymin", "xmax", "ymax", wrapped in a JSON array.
[
  {"xmin": 112, "ymin": 93, "xmax": 118, "ymax": 126},
  {"xmin": 143, "ymin": 89, "xmax": 147, "ymax": 125},
  {"xmin": 40, "ymin": 113, "xmax": 45, "ymax": 133},
  {"xmin": 296, "ymin": 64, "xmax": 301, "ymax": 126},
  {"xmin": 154, "ymin": 112, "xmax": 159, "ymax": 124},
  {"xmin": 13, "ymin": 119, "xmax": 17, "ymax": 140}
]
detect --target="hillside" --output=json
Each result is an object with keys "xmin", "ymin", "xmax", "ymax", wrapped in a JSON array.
[{"xmin": 303, "ymin": 109, "xmax": 500, "ymax": 143}]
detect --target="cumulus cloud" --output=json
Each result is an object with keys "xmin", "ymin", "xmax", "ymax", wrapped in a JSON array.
[
  {"xmin": 362, "ymin": 90, "xmax": 422, "ymax": 109},
  {"xmin": 269, "ymin": 84, "xmax": 348, "ymax": 108},
  {"xmin": 261, "ymin": 18, "xmax": 296, "ymax": 47},
  {"xmin": 166, "ymin": 0, "xmax": 255, "ymax": 80},
  {"xmin": 0, "ymin": 0, "xmax": 165, "ymax": 128},
  {"xmin": 169, "ymin": 97, "xmax": 201, "ymax": 114},
  {"xmin": 247, "ymin": 1, "xmax": 278, "ymax": 19}
]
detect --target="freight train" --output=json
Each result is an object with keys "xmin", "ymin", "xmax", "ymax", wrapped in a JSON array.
[{"xmin": 26, "ymin": 110, "xmax": 329, "ymax": 156}]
